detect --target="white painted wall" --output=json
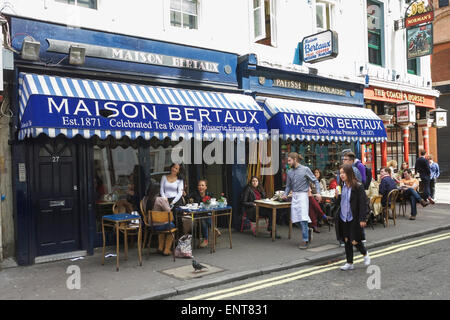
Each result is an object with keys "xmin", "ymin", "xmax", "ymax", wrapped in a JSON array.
[{"xmin": 0, "ymin": 0, "xmax": 437, "ymax": 90}]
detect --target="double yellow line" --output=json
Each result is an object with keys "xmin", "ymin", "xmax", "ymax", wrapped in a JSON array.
[{"xmin": 186, "ymin": 231, "xmax": 450, "ymax": 300}]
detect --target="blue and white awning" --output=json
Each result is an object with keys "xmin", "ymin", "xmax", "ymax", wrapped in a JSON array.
[
  {"xmin": 261, "ymin": 97, "xmax": 387, "ymax": 143},
  {"xmin": 18, "ymin": 73, "xmax": 268, "ymax": 141}
]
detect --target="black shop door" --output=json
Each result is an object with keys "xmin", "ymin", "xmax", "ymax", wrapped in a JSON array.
[{"xmin": 33, "ymin": 137, "xmax": 81, "ymax": 256}]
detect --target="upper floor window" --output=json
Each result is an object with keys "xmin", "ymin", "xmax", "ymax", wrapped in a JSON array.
[
  {"xmin": 252, "ymin": 0, "xmax": 277, "ymax": 46},
  {"xmin": 170, "ymin": 0, "xmax": 198, "ymax": 30},
  {"xmin": 316, "ymin": 1, "xmax": 334, "ymax": 32},
  {"xmin": 55, "ymin": 0, "xmax": 97, "ymax": 9},
  {"xmin": 407, "ymin": 58, "xmax": 420, "ymax": 75},
  {"xmin": 367, "ymin": 0, "xmax": 384, "ymax": 66}
]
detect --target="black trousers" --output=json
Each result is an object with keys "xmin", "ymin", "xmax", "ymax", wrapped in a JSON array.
[
  {"xmin": 430, "ymin": 179, "xmax": 436, "ymax": 199},
  {"xmin": 344, "ymin": 237, "xmax": 367, "ymax": 264}
]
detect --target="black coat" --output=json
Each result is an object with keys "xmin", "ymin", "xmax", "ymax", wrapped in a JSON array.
[
  {"xmin": 334, "ymin": 183, "xmax": 368, "ymax": 242},
  {"xmin": 415, "ymin": 156, "xmax": 431, "ymax": 178},
  {"xmin": 241, "ymin": 185, "xmax": 266, "ymax": 209}
]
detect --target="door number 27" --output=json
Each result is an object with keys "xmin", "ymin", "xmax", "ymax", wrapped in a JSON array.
[{"xmin": 52, "ymin": 156, "xmax": 60, "ymax": 163}]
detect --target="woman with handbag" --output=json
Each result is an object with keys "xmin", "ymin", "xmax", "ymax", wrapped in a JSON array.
[{"xmin": 335, "ymin": 164, "xmax": 371, "ymax": 271}]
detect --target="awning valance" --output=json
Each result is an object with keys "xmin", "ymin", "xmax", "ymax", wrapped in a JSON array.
[
  {"xmin": 261, "ymin": 97, "xmax": 387, "ymax": 143},
  {"xmin": 18, "ymin": 73, "xmax": 268, "ymax": 141}
]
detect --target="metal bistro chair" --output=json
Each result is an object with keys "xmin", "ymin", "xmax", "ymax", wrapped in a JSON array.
[
  {"xmin": 140, "ymin": 199, "xmax": 177, "ymax": 261},
  {"xmin": 112, "ymin": 199, "xmax": 140, "ymax": 260},
  {"xmin": 381, "ymin": 189, "xmax": 400, "ymax": 228},
  {"xmin": 240, "ymin": 211, "xmax": 269, "ymax": 236},
  {"xmin": 397, "ymin": 189, "xmax": 408, "ymax": 217}
]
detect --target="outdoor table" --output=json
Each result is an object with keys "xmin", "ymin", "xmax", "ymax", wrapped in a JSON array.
[
  {"xmin": 101, "ymin": 213, "xmax": 142, "ymax": 271},
  {"xmin": 254, "ymin": 200, "xmax": 292, "ymax": 241},
  {"xmin": 177, "ymin": 206, "xmax": 233, "ymax": 253}
]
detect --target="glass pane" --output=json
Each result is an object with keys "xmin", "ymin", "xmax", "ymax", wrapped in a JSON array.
[
  {"xmin": 171, "ymin": 11, "xmax": 182, "ymax": 27},
  {"xmin": 182, "ymin": 0, "xmax": 197, "ymax": 15},
  {"xmin": 369, "ymin": 47, "xmax": 381, "ymax": 65},
  {"xmin": 183, "ymin": 13, "xmax": 198, "ymax": 29},
  {"xmin": 76, "ymin": 0, "xmax": 96, "ymax": 9},
  {"xmin": 254, "ymin": 9, "xmax": 262, "ymax": 37},
  {"xmin": 316, "ymin": 4, "xmax": 325, "ymax": 29},
  {"xmin": 253, "ymin": 0, "xmax": 261, "ymax": 9},
  {"xmin": 170, "ymin": 0, "xmax": 181, "ymax": 11}
]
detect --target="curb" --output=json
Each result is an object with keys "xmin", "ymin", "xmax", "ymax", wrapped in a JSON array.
[{"xmin": 130, "ymin": 224, "xmax": 450, "ymax": 300}]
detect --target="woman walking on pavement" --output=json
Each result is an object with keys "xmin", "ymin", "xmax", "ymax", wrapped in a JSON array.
[{"xmin": 335, "ymin": 164, "xmax": 371, "ymax": 270}]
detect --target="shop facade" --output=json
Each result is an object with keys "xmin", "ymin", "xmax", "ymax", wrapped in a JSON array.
[
  {"xmin": 364, "ymin": 85, "xmax": 438, "ymax": 173},
  {"xmin": 238, "ymin": 54, "xmax": 387, "ymax": 195},
  {"xmin": 9, "ymin": 17, "xmax": 267, "ymax": 265}
]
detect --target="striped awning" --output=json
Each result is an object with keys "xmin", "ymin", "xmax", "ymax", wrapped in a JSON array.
[
  {"xmin": 18, "ymin": 73, "xmax": 268, "ymax": 141},
  {"xmin": 261, "ymin": 97, "xmax": 387, "ymax": 143}
]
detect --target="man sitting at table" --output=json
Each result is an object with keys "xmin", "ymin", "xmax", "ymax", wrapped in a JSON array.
[
  {"xmin": 379, "ymin": 167, "xmax": 397, "ymax": 208},
  {"xmin": 400, "ymin": 169, "xmax": 429, "ymax": 221}
]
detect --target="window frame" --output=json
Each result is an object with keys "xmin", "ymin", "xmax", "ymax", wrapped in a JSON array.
[
  {"xmin": 251, "ymin": 0, "xmax": 277, "ymax": 46},
  {"xmin": 407, "ymin": 57, "xmax": 420, "ymax": 75},
  {"xmin": 315, "ymin": 0, "xmax": 334, "ymax": 33},
  {"xmin": 54, "ymin": 0, "xmax": 98, "ymax": 10},
  {"xmin": 169, "ymin": 0, "xmax": 200, "ymax": 30},
  {"xmin": 367, "ymin": 0, "xmax": 385, "ymax": 67},
  {"xmin": 252, "ymin": 0, "xmax": 266, "ymax": 42}
]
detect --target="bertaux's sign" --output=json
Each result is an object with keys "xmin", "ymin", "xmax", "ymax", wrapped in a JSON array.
[
  {"xmin": 272, "ymin": 78, "xmax": 347, "ymax": 96},
  {"xmin": 47, "ymin": 39, "xmax": 220, "ymax": 73}
]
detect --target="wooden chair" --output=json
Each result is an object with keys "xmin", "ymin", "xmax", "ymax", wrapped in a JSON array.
[
  {"xmin": 397, "ymin": 189, "xmax": 407, "ymax": 217},
  {"xmin": 140, "ymin": 199, "xmax": 177, "ymax": 261},
  {"xmin": 367, "ymin": 196, "xmax": 381, "ymax": 230},
  {"xmin": 112, "ymin": 199, "xmax": 140, "ymax": 260},
  {"xmin": 381, "ymin": 189, "xmax": 399, "ymax": 227}
]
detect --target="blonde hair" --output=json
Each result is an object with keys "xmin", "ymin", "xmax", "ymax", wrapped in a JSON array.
[{"xmin": 387, "ymin": 160, "xmax": 397, "ymax": 168}]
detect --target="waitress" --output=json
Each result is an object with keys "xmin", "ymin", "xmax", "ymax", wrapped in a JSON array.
[
  {"xmin": 160, "ymin": 163, "xmax": 184, "ymax": 209},
  {"xmin": 282, "ymin": 152, "xmax": 322, "ymax": 250}
]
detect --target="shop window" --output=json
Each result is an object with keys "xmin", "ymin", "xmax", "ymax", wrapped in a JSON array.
[
  {"xmin": 280, "ymin": 141, "xmax": 354, "ymax": 189},
  {"xmin": 94, "ymin": 146, "xmax": 139, "ymax": 232},
  {"xmin": 367, "ymin": 0, "xmax": 384, "ymax": 66},
  {"xmin": 316, "ymin": 1, "xmax": 334, "ymax": 32},
  {"xmin": 407, "ymin": 58, "xmax": 420, "ymax": 75},
  {"xmin": 55, "ymin": 0, "xmax": 97, "ymax": 9},
  {"xmin": 170, "ymin": 0, "xmax": 199, "ymax": 30},
  {"xmin": 252, "ymin": 0, "xmax": 277, "ymax": 46}
]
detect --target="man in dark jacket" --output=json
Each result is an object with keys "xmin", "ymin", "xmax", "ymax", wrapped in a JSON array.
[
  {"xmin": 414, "ymin": 149, "xmax": 434, "ymax": 204},
  {"xmin": 379, "ymin": 167, "xmax": 397, "ymax": 207}
]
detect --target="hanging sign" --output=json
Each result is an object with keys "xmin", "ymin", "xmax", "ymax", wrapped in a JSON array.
[
  {"xmin": 407, "ymin": 23, "xmax": 433, "ymax": 59},
  {"xmin": 396, "ymin": 102, "xmax": 416, "ymax": 124},
  {"xmin": 302, "ymin": 30, "xmax": 339, "ymax": 64},
  {"xmin": 405, "ymin": 0, "xmax": 434, "ymax": 28}
]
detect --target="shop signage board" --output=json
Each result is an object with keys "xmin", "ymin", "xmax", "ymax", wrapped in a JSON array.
[
  {"xmin": 272, "ymin": 78, "xmax": 347, "ymax": 96},
  {"xmin": 407, "ymin": 23, "xmax": 433, "ymax": 59},
  {"xmin": 396, "ymin": 102, "xmax": 416, "ymax": 123},
  {"xmin": 47, "ymin": 39, "xmax": 220, "ymax": 73},
  {"xmin": 302, "ymin": 30, "xmax": 338, "ymax": 63},
  {"xmin": 364, "ymin": 87, "xmax": 436, "ymax": 109},
  {"xmin": 405, "ymin": 0, "xmax": 434, "ymax": 28}
]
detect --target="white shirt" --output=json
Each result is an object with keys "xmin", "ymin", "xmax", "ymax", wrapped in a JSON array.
[{"xmin": 160, "ymin": 175, "xmax": 183, "ymax": 205}]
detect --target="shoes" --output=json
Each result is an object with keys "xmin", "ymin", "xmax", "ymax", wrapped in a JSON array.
[
  {"xmin": 420, "ymin": 200, "xmax": 429, "ymax": 207},
  {"xmin": 340, "ymin": 263, "xmax": 354, "ymax": 271},
  {"xmin": 364, "ymin": 252, "xmax": 371, "ymax": 266},
  {"xmin": 409, "ymin": 216, "xmax": 416, "ymax": 220},
  {"xmin": 199, "ymin": 239, "xmax": 208, "ymax": 248},
  {"xmin": 427, "ymin": 197, "xmax": 435, "ymax": 205},
  {"xmin": 298, "ymin": 241, "xmax": 309, "ymax": 250},
  {"xmin": 312, "ymin": 226, "xmax": 321, "ymax": 234}
]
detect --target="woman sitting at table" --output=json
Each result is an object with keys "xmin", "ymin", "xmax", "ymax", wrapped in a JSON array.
[
  {"xmin": 398, "ymin": 162, "xmax": 409, "ymax": 180},
  {"xmin": 143, "ymin": 183, "xmax": 175, "ymax": 256},
  {"xmin": 313, "ymin": 169, "xmax": 328, "ymax": 192},
  {"xmin": 400, "ymin": 169, "xmax": 429, "ymax": 221},
  {"xmin": 241, "ymin": 176, "xmax": 279, "ymax": 238},
  {"xmin": 184, "ymin": 179, "xmax": 217, "ymax": 248}
]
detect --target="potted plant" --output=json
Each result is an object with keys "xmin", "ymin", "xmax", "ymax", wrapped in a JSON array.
[
  {"xmin": 217, "ymin": 193, "xmax": 227, "ymax": 208},
  {"xmin": 202, "ymin": 195, "xmax": 211, "ymax": 209}
]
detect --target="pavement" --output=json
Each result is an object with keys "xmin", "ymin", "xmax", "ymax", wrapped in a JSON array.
[{"xmin": 0, "ymin": 183, "xmax": 449, "ymax": 300}]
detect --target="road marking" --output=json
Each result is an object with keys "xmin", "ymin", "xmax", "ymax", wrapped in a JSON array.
[{"xmin": 186, "ymin": 232, "xmax": 450, "ymax": 300}]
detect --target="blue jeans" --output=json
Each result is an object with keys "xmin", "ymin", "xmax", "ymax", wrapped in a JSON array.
[
  {"xmin": 295, "ymin": 221, "xmax": 309, "ymax": 242},
  {"xmin": 201, "ymin": 218, "xmax": 212, "ymax": 240},
  {"xmin": 405, "ymin": 188, "xmax": 422, "ymax": 216}
]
